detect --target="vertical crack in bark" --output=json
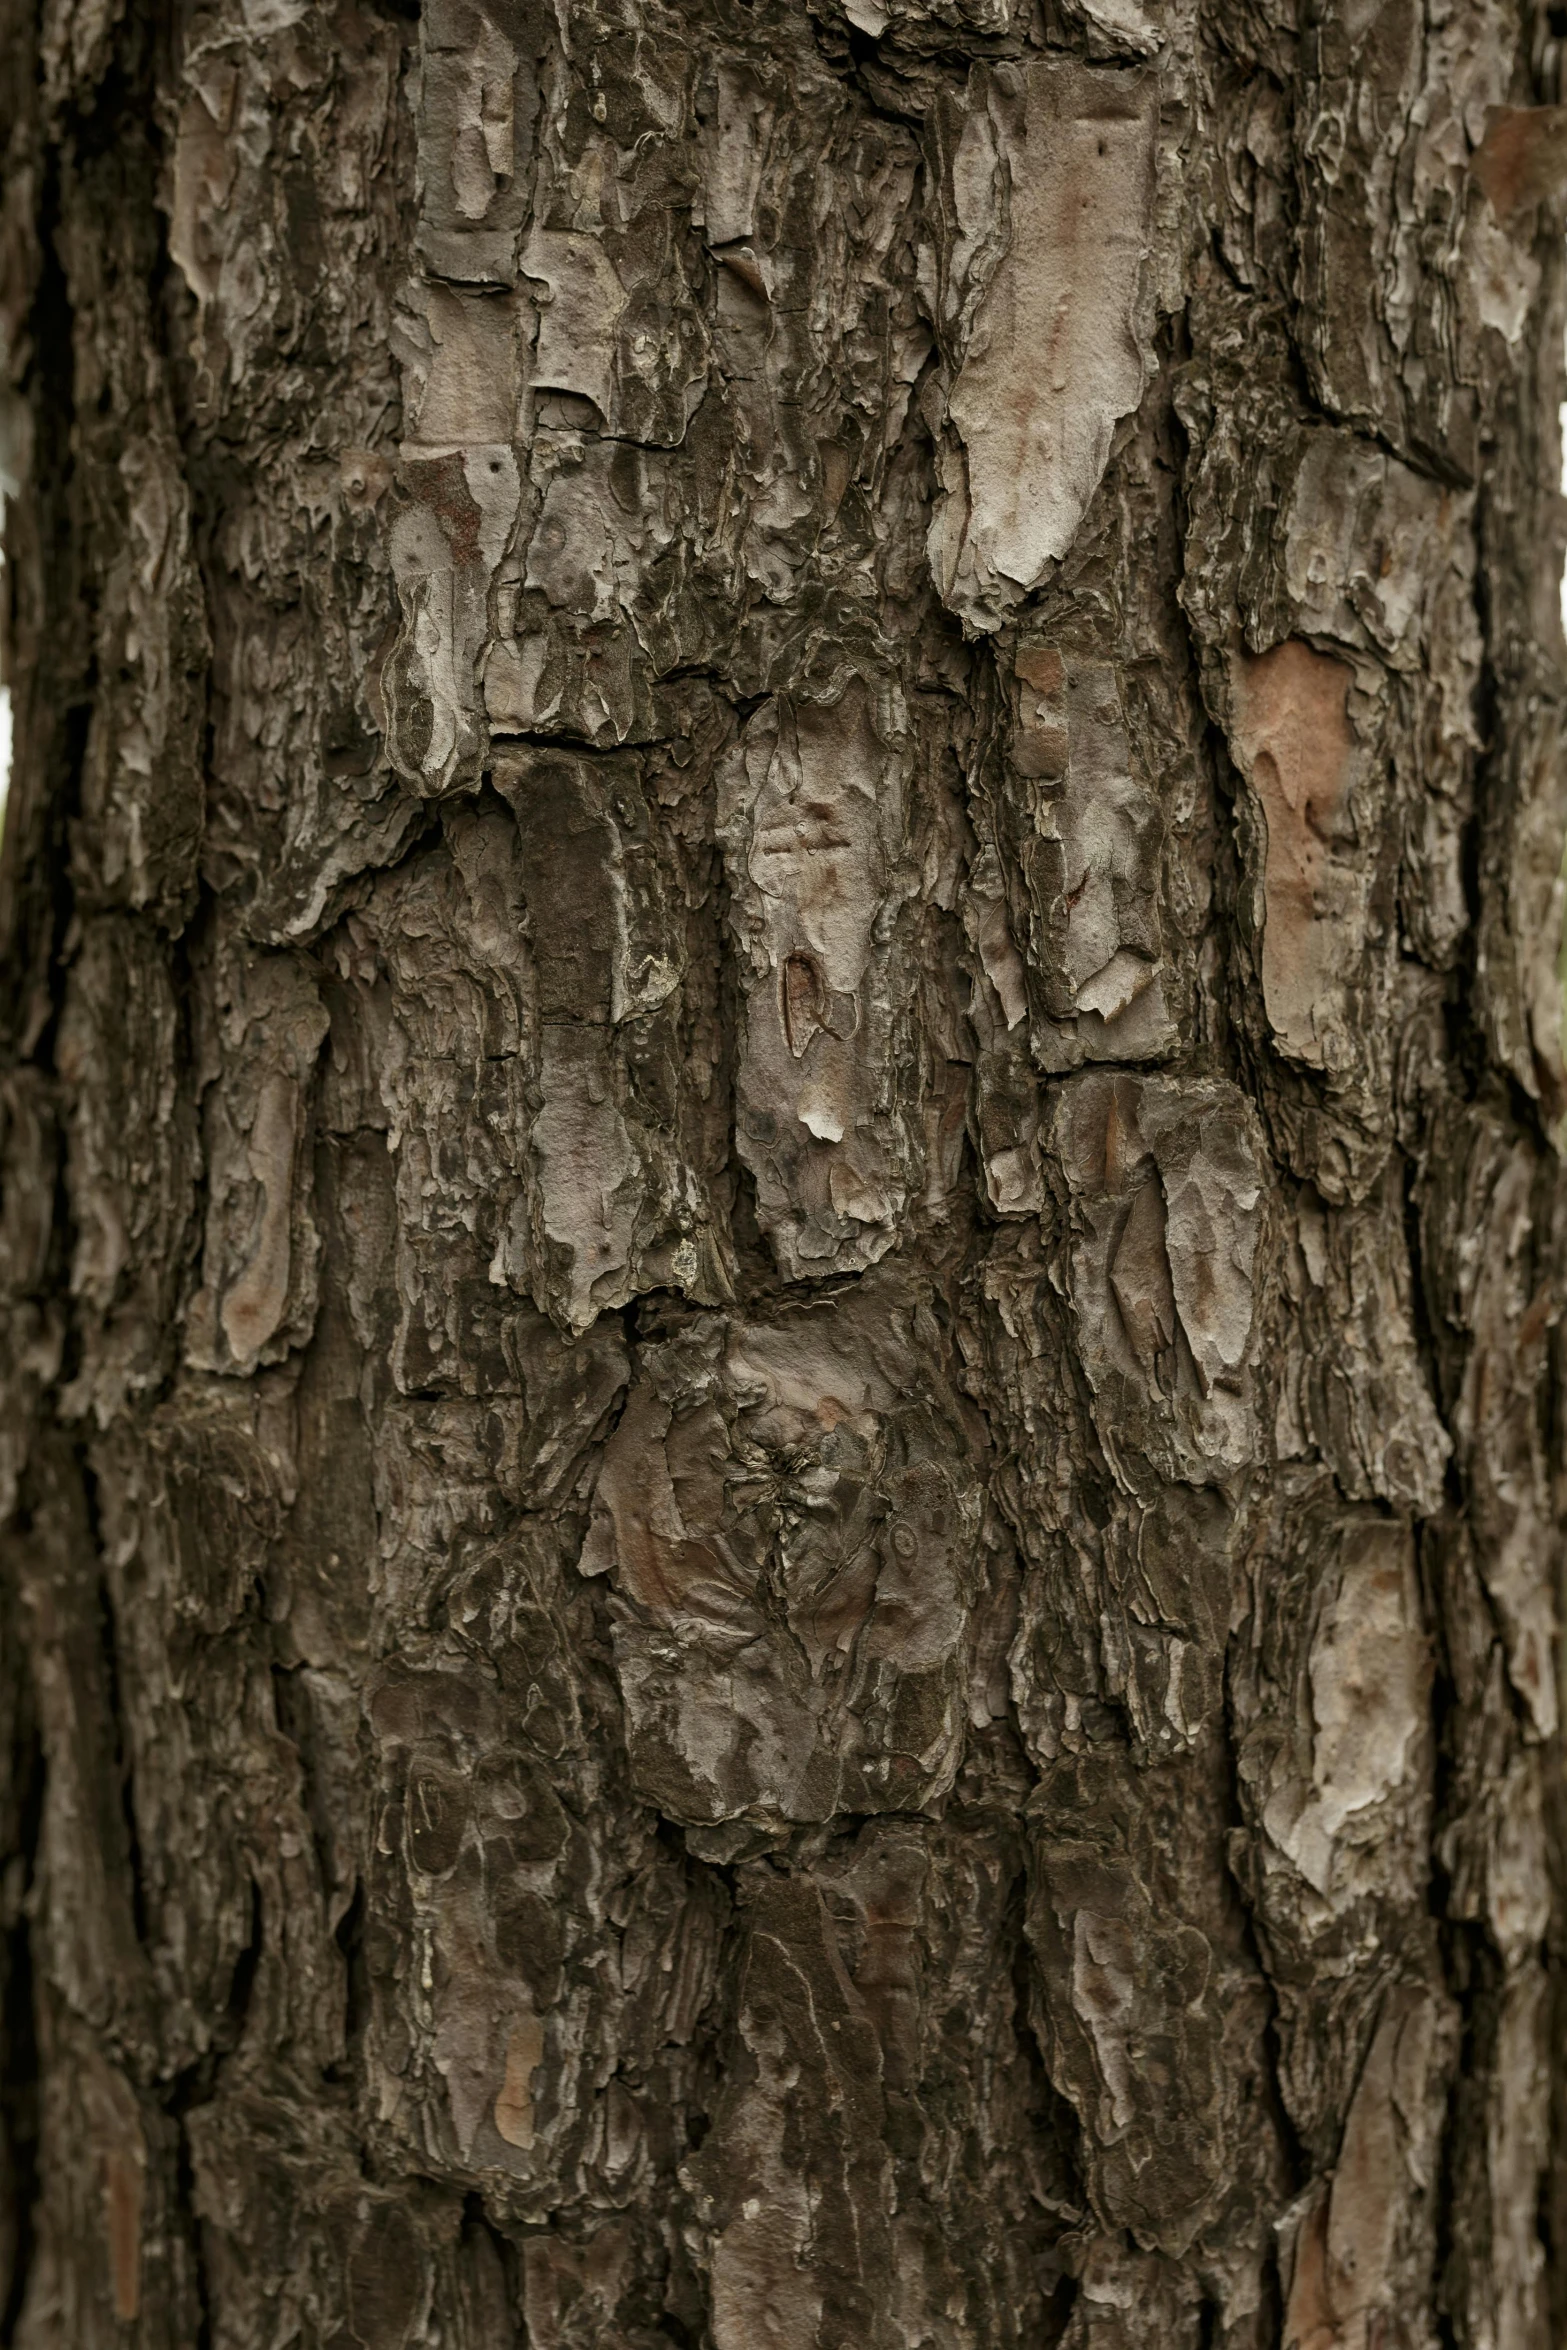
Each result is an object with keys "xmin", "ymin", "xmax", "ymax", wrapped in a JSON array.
[{"xmin": 91, "ymin": 1497, "xmax": 148, "ymax": 1953}]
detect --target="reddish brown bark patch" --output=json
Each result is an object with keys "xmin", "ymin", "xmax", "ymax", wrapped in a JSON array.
[
  {"xmin": 1473, "ymin": 105, "xmax": 1567, "ymax": 227},
  {"xmin": 1228, "ymin": 641, "xmax": 1358, "ymax": 1073}
]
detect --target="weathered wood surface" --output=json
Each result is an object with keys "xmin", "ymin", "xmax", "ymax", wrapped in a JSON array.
[{"xmin": 0, "ymin": 0, "xmax": 1565, "ymax": 2342}]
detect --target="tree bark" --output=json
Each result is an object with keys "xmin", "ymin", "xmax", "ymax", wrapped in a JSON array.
[{"xmin": 0, "ymin": 0, "xmax": 1565, "ymax": 2342}]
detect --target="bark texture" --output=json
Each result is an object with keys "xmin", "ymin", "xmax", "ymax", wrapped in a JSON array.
[{"xmin": 0, "ymin": 0, "xmax": 1566, "ymax": 2343}]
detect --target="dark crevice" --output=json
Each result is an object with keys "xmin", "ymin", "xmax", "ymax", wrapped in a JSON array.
[
  {"xmin": 804, "ymin": 0, "xmax": 1021, "ymax": 120},
  {"xmin": 3, "ymin": 20, "xmax": 202, "ymax": 2337},
  {"xmin": 270, "ymin": 1659, "xmax": 348, "ymax": 1980},
  {"xmin": 174, "ymin": 2111, "xmax": 214, "ymax": 2350},
  {"xmin": 0, "ymin": 45, "xmax": 81, "ymax": 2333},
  {"xmin": 0, "ymin": 1690, "xmax": 43, "ymax": 2350},
  {"xmin": 1003, "ymin": 1875, "xmax": 1086, "ymax": 2347},
  {"xmin": 333, "ymin": 1878, "xmax": 370, "ymax": 2077},
  {"xmin": 90, "ymin": 1494, "xmax": 150, "ymax": 1950},
  {"xmin": 1432, "ymin": 1928, "xmax": 1500, "ymax": 2348},
  {"xmin": 1398, "ymin": 1144, "xmax": 1467, "ymax": 1519},
  {"xmin": 0, "ymin": 134, "xmax": 89, "ymax": 1077},
  {"xmin": 164, "ymin": 1883, "xmax": 260, "ymax": 2350},
  {"xmin": 226, "ymin": 1878, "xmax": 265, "ymax": 2055},
  {"xmin": 458, "ymin": 2191, "xmax": 526, "ymax": 2337},
  {"xmin": 163, "ymin": 1879, "xmax": 264, "ymax": 2125},
  {"xmin": 161, "ymin": 1892, "xmax": 262, "ymax": 2350},
  {"xmin": 1218, "ymin": 1631, "xmax": 1309, "ymax": 2208}
]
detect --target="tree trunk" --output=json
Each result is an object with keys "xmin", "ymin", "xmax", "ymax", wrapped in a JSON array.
[{"xmin": 0, "ymin": 0, "xmax": 1564, "ymax": 2341}]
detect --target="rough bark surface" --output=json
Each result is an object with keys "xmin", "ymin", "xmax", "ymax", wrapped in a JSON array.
[{"xmin": 0, "ymin": 0, "xmax": 1565, "ymax": 2344}]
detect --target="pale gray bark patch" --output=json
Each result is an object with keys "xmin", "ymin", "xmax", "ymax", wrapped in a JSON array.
[
  {"xmin": 719, "ymin": 682, "xmax": 931, "ymax": 1276},
  {"xmin": 927, "ymin": 57, "xmax": 1160, "ymax": 633}
]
